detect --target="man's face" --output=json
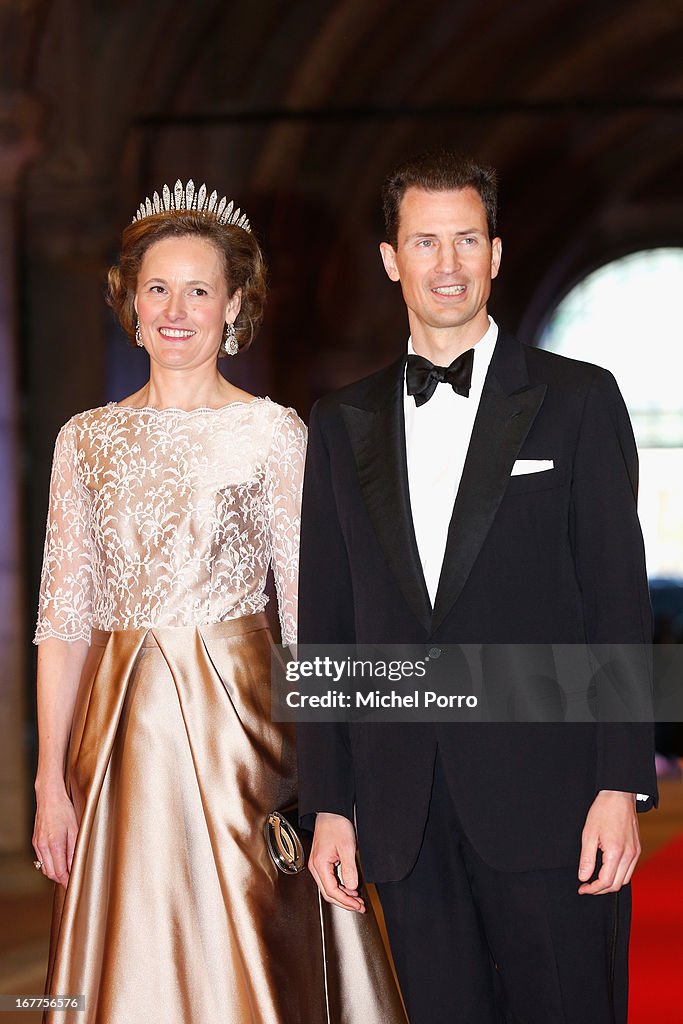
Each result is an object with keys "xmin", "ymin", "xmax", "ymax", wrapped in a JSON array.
[{"xmin": 380, "ymin": 187, "xmax": 502, "ymax": 342}]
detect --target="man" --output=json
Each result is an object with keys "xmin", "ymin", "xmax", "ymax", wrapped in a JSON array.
[{"xmin": 297, "ymin": 151, "xmax": 656, "ymax": 1024}]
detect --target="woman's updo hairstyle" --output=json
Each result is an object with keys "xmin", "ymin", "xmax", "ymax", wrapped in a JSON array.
[{"xmin": 107, "ymin": 210, "xmax": 267, "ymax": 353}]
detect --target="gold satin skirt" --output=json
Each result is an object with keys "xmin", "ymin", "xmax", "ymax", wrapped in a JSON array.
[{"xmin": 44, "ymin": 615, "xmax": 406, "ymax": 1024}]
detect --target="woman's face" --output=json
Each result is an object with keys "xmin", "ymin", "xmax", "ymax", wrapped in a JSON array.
[{"xmin": 134, "ymin": 235, "xmax": 241, "ymax": 370}]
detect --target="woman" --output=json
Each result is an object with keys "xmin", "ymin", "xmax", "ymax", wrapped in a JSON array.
[{"xmin": 32, "ymin": 182, "xmax": 406, "ymax": 1023}]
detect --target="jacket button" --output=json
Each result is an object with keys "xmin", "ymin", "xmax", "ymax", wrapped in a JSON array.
[{"xmin": 427, "ymin": 646, "xmax": 442, "ymax": 659}]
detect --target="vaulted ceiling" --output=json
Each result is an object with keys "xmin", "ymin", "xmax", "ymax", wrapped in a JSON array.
[{"xmin": 5, "ymin": 0, "xmax": 683, "ymax": 410}]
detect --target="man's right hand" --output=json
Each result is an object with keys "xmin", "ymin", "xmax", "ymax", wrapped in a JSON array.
[{"xmin": 308, "ymin": 812, "xmax": 365, "ymax": 913}]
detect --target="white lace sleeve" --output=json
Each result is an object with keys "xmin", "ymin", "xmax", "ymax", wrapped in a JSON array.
[
  {"xmin": 34, "ymin": 420, "xmax": 93, "ymax": 644},
  {"xmin": 266, "ymin": 407, "xmax": 307, "ymax": 646}
]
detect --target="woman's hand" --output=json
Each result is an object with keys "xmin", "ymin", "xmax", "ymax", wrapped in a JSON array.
[
  {"xmin": 33, "ymin": 782, "xmax": 79, "ymax": 887},
  {"xmin": 33, "ymin": 637, "xmax": 88, "ymax": 886}
]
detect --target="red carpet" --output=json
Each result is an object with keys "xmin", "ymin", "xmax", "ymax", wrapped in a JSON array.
[{"xmin": 630, "ymin": 831, "xmax": 683, "ymax": 1021}]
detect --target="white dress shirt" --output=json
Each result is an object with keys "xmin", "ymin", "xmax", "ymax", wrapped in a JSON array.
[{"xmin": 404, "ymin": 317, "xmax": 498, "ymax": 606}]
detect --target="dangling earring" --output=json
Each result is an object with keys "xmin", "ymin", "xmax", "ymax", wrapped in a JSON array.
[
  {"xmin": 135, "ymin": 317, "xmax": 144, "ymax": 347},
  {"xmin": 222, "ymin": 321, "xmax": 238, "ymax": 356}
]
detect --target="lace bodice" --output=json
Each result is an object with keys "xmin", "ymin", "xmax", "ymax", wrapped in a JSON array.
[{"xmin": 34, "ymin": 399, "xmax": 306, "ymax": 646}]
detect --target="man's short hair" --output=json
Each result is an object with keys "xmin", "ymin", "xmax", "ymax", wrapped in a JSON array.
[{"xmin": 381, "ymin": 150, "xmax": 498, "ymax": 247}]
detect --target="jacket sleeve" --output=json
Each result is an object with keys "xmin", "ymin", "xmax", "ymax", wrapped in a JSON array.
[
  {"xmin": 570, "ymin": 368, "xmax": 657, "ymax": 802},
  {"xmin": 296, "ymin": 400, "xmax": 357, "ymax": 826}
]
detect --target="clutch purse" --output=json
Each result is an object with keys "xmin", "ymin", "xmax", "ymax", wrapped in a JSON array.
[{"xmin": 264, "ymin": 805, "xmax": 311, "ymax": 875}]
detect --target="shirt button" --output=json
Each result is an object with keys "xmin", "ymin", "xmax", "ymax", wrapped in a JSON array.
[{"xmin": 427, "ymin": 646, "xmax": 442, "ymax": 659}]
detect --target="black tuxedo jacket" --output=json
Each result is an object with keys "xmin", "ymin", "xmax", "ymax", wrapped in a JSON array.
[{"xmin": 297, "ymin": 331, "xmax": 657, "ymax": 883}]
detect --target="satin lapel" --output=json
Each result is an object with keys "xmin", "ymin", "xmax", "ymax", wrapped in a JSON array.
[
  {"xmin": 340, "ymin": 363, "xmax": 432, "ymax": 632},
  {"xmin": 431, "ymin": 336, "xmax": 547, "ymax": 632}
]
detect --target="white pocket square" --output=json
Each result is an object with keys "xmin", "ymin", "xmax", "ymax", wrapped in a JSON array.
[{"xmin": 510, "ymin": 459, "xmax": 554, "ymax": 476}]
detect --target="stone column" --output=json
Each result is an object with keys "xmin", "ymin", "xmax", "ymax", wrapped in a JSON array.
[{"xmin": 0, "ymin": 93, "xmax": 41, "ymax": 852}]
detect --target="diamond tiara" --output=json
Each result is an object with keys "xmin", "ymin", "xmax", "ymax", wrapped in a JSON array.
[{"xmin": 132, "ymin": 179, "xmax": 251, "ymax": 232}]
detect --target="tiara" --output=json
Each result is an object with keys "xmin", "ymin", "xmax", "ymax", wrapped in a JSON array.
[{"xmin": 132, "ymin": 179, "xmax": 251, "ymax": 232}]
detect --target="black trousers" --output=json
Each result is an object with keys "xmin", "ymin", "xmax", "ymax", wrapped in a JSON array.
[{"xmin": 376, "ymin": 758, "xmax": 630, "ymax": 1024}]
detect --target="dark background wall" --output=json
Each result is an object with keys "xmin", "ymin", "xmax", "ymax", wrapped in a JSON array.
[
  {"xmin": 12, "ymin": 1, "xmax": 683, "ymax": 452},
  {"xmin": 1, "ymin": 0, "xmax": 682, "ymax": 848}
]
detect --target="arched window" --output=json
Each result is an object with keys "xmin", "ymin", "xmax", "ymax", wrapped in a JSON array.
[{"xmin": 539, "ymin": 248, "xmax": 683, "ymax": 579}]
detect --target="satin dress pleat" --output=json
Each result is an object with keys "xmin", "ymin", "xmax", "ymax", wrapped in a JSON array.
[{"xmin": 45, "ymin": 616, "xmax": 406, "ymax": 1023}]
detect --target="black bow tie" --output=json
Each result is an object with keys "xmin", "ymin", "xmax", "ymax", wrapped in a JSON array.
[{"xmin": 406, "ymin": 350, "xmax": 474, "ymax": 407}]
